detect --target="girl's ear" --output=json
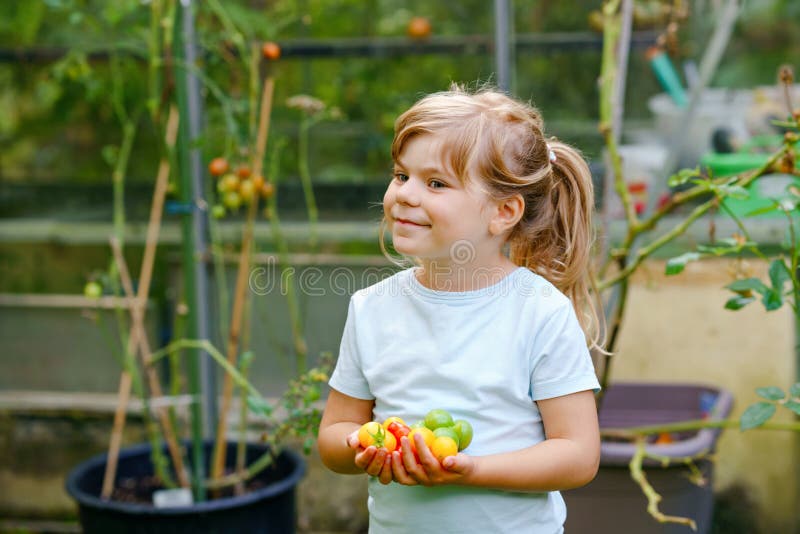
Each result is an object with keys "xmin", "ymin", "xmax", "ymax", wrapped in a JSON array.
[{"xmin": 489, "ymin": 194, "xmax": 524, "ymax": 236}]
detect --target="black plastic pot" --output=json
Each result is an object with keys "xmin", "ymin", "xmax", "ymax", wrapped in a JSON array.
[
  {"xmin": 66, "ymin": 441, "xmax": 305, "ymax": 534},
  {"xmin": 563, "ymin": 382, "xmax": 734, "ymax": 534}
]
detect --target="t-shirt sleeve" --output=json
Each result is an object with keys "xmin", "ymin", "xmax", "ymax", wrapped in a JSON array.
[
  {"xmin": 328, "ymin": 297, "xmax": 374, "ymax": 400},
  {"xmin": 529, "ymin": 301, "xmax": 600, "ymax": 401}
]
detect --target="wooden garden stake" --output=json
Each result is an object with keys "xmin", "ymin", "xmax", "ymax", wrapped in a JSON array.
[
  {"xmin": 109, "ymin": 237, "xmax": 190, "ymax": 488},
  {"xmin": 210, "ymin": 76, "xmax": 275, "ymax": 483},
  {"xmin": 101, "ymin": 106, "xmax": 181, "ymax": 498}
]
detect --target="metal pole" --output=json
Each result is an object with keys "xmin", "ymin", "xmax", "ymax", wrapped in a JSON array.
[
  {"xmin": 175, "ymin": 0, "xmax": 215, "ymax": 501},
  {"xmin": 494, "ymin": 0, "xmax": 513, "ymax": 92}
]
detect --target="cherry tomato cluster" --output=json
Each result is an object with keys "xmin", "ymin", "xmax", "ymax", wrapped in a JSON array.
[
  {"xmin": 358, "ymin": 409, "xmax": 473, "ymax": 465},
  {"xmin": 207, "ymin": 157, "xmax": 275, "ymax": 219}
]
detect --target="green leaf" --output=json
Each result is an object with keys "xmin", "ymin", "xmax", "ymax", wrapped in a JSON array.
[
  {"xmin": 762, "ymin": 289, "xmax": 784, "ymax": 311},
  {"xmin": 784, "ymin": 400, "xmax": 800, "ymax": 416},
  {"xmin": 768, "ymin": 259, "xmax": 791, "ymax": 295},
  {"xmin": 740, "ymin": 402, "xmax": 776, "ymax": 431},
  {"xmin": 246, "ymin": 395, "xmax": 273, "ymax": 416},
  {"xmin": 745, "ymin": 204, "xmax": 780, "ymax": 217},
  {"xmin": 756, "ymin": 386, "xmax": 785, "ymax": 401},
  {"xmin": 725, "ymin": 278, "xmax": 769, "ymax": 295},
  {"xmin": 724, "ymin": 295, "xmax": 755, "ymax": 310},
  {"xmin": 667, "ymin": 167, "xmax": 702, "ymax": 187},
  {"xmin": 666, "ymin": 252, "xmax": 701, "ymax": 276},
  {"xmin": 790, "ymin": 383, "xmax": 800, "ymax": 398}
]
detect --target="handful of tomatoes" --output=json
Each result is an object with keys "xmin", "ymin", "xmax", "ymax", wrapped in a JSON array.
[{"xmin": 358, "ymin": 409, "xmax": 473, "ymax": 464}]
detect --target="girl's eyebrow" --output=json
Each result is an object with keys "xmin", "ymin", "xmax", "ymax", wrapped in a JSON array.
[{"xmin": 394, "ymin": 159, "xmax": 447, "ymax": 175}]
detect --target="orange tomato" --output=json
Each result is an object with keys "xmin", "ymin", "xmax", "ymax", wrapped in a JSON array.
[
  {"xmin": 358, "ymin": 421, "xmax": 398, "ymax": 452},
  {"xmin": 262, "ymin": 41, "xmax": 281, "ymax": 60},
  {"xmin": 407, "ymin": 17, "xmax": 432, "ymax": 39},
  {"xmin": 208, "ymin": 157, "xmax": 229, "ymax": 176},
  {"xmin": 236, "ymin": 165, "xmax": 251, "ymax": 179},
  {"xmin": 430, "ymin": 436, "xmax": 458, "ymax": 463}
]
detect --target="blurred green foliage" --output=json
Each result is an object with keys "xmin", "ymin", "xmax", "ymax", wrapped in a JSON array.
[{"xmin": 0, "ymin": 0, "xmax": 796, "ymax": 216}]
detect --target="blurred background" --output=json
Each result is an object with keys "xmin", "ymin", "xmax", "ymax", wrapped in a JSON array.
[{"xmin": 1, "ymin": 1, "xmax": 799, "ymax": 533}]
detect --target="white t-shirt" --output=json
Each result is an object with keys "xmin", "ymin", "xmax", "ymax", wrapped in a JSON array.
[{"xmin": 329, "ymin": 267, "xmax": 600, "ymax": 534}]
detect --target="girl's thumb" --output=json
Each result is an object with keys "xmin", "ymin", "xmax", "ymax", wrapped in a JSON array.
[{"xmin": 442, "ymin": 453, "xmax": 468, "ymax": 472}]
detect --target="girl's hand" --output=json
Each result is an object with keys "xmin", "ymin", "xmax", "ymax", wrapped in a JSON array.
[
  {"xmin": 391, "ymin": 434, "xmax": 474, "ymax": 486},
  {"xmin": 346, "ymin": 430, "xmax": 393, "ymax": 485}
]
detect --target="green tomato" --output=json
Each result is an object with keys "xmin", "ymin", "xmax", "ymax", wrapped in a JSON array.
[
  {"xmin": 211, "ymin": 204, "xmax": 227, "ymax": 219},
  {"xmin": 83, "ymin": 281, "xmax": 102, "ymax": 299},
  {"xmin": 424, "ymin": 409, "xmax": 454, "ymax": 430},
  {"xmin": 453, "ymin": 419, "xmax": 473, "ymax": 451},
  {"xmin": 223, "ymin": 191, "xmax": 242, "ymax": 211}
]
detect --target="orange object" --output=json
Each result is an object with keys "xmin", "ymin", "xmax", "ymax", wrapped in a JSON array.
[
  {"xmin": 262, "ymin": 41, "xmax": 281, "ymax": 60},
  {"xmin": 407, "ymin": 17, "xmax": 432, "ymax": 39},
  {"xmin": 654, "ymin": 432, "xmax": 674, "ymax": 445},
  {"xmin": 208, "ymin": 157, "xmax": 229, "ymax": 177}
]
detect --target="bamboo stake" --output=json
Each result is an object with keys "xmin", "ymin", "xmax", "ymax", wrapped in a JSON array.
[
  {"xmin": 110, "ymin": 237, "xmax": 189, "ymax": 488},
  {"xmin": 210, "ymin": 76, "xmax": 275, "ymax": 482},
  {"xmin": 101, "ymin": 106, "xmax": 181, "ymax": 499}
]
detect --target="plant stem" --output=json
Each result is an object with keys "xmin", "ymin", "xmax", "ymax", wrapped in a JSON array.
[
  {"xmin": 298, "ymin": 119, "xmax": 319, "ymax": 252},
  {"xmin": 266, "ymin": 141, "xmax": 308, "ymax": 375},
  {"xmin": 211, "ymin": 76, "xmax": 275, "ymax": 484},
  {"xmin": 601, "ymin": 417, "xmax": 800, "ymax": 438}
]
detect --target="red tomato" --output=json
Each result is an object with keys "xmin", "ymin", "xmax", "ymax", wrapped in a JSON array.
[{"xmin": 387, "ymin": 421, "xmax": 411, "ymax": 443}]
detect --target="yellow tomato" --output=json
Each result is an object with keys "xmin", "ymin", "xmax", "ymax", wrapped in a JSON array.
[
  {"xmin": 408, "ymin": 427, "xmax": 435, "ymax": 456},
  {"xmin": 358, "ymin": 421, "xmax": 398, "ymax": 452},
  {"xmin": 430, "ymin": 436, "xmax": 458, "ymax": 463}
]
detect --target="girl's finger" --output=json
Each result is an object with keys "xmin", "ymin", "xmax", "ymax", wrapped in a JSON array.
[
  {"xmin": 378, "ymin": 454, "xmax": 393, "ymax": 485},
  {"xmin": 346, "ymin": 431, "xmax": 360, "ymax": 449},
  {"xmin": 353, "ymin": 446, "xmax": 375, "ymax": 469},
  {"xmin": 401, "ymin": 437, "xmax": 430, "ymax": 485},
  {"xmin": 390, "ymin": 451, "xmax": 416, "ymax": 485},
  {"xmin": 366, "ymin": 448, "xmax": 387, "ymax": 477}
]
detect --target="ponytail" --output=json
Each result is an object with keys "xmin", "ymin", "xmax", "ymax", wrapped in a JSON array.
[{"xmin": 509, "ymin": 140, "xmax": 604, "ymax": 352}]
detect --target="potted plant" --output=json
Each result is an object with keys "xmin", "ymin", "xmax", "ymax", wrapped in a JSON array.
[
  {"xmin": 564, "ymin": 2, "xmax": 800, "ymax": 532},
  {"xmin": 61, "ymin": 2, "xmax": 332, "ymax": 532}
]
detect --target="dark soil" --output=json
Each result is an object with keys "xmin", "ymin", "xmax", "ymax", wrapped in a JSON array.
[{"xmin": 111, "ymin": 474, "xmax": 268, "ymax": 506}]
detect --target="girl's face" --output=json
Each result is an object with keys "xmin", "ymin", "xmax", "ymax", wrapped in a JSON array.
[{"xmin": 383, "ymin": 133, "xmax": 502, "ymax": 267}]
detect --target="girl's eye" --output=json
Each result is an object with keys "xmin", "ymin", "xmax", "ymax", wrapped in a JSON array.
[
  {"xmin": 394, "ymin": 173, "xmax": 409, "ymax": 183},
  {"xmin": 429, "ymin": 179, "xmax": 446, "ymax": 189}
]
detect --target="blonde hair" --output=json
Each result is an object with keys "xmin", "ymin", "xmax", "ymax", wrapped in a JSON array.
[{"xmin": 387, "ymin": 85, "xmax": 603, "ymax": 351}]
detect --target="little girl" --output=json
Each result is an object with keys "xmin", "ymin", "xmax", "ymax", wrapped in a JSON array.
[{"xmin": 318, "ymin": 86, "xmax": 602, "ymax": 533}]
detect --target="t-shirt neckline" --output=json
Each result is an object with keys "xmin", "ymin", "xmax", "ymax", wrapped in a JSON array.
[{"xmin": 407, "ymin": 266, "xmax": 527, "ymax": 302}]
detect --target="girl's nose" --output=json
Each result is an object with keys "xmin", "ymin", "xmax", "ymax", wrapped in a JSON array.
[{"xmin": 395, "ymin": 178, "xmax": 421, "ymax": 206}]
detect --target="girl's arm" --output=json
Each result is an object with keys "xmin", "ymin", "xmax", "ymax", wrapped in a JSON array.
[
  {"xmin": 392, "ymin": 390, "xmax": 600, "ymax": 491},
  {"xmin": 318, "ymin": 389, "xmax": 393, "ymax": 483}
]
